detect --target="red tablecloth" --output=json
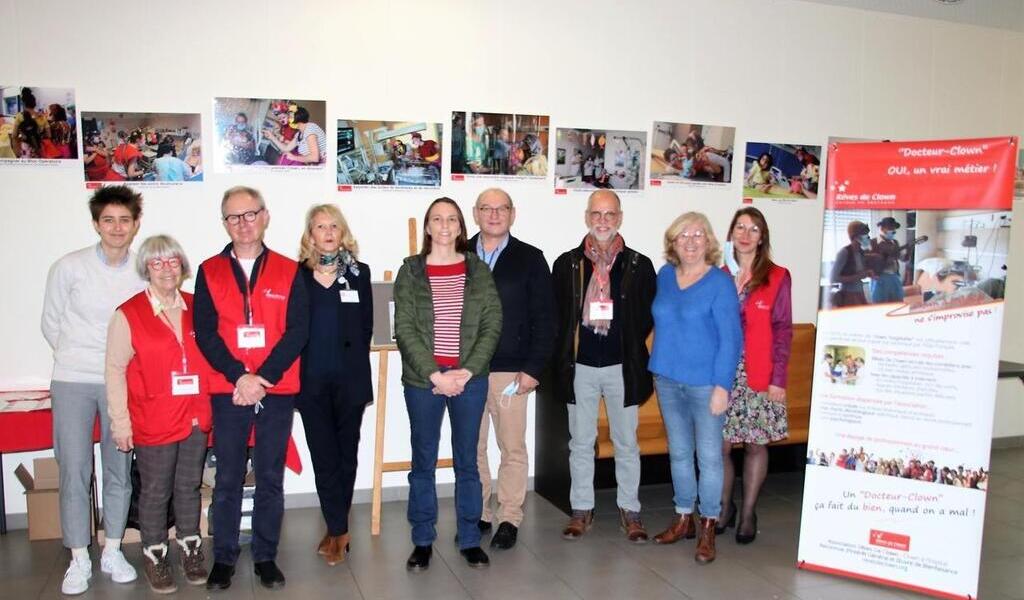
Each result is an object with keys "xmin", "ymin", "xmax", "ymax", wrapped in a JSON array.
[
  {"xmin": 0, "ymin": 409, "xmax": 302, "ymax": 474},
  {"xmin": 0, "ymin": 410, "xmax": 99, "ymax": 453}
]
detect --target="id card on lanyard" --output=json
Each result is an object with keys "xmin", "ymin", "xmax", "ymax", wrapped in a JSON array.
[
  {"xmin": 589, "ymin": 260, "xmax": 614, "ymax": 321},
  {"xmin": 233, "ymin": 251, "xmax": 267, "ymax": 349},
  {"xmin": 151, "ymin": 292, "xmax": 201, "ymax": 396}
]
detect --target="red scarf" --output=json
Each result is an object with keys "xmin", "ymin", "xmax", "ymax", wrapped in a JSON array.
[{"xmin": 582, "ymin": 233, "xmax": 624, "ymax": 336}]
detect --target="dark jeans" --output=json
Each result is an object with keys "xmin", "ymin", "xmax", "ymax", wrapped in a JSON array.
[
  {"xmin": 297, "ymin": 378, "xmax": 367, "ymax": 536},
  {"xmin": 404, "ymin": 376, "xmax": 487, "ymax": 549},
  {"xmin": 134, "ymin": 426, "xmax": 208, "ymax": 547},
  {"xmin": 211, "ymin": 393, "xmax": 295, "ymax": 564}
]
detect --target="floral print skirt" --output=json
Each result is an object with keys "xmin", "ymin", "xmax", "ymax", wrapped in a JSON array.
[{"xmin": 723, "ymin": 356, "xmax": 788, "ymax": 445}]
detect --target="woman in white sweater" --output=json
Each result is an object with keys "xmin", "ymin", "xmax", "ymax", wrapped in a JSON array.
[{"xmin": 41, "ymin": 185, "xmax": 146, "ymax": 596}]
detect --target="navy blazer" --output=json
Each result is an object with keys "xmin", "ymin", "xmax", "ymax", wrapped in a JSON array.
[{"xmin": 298, "ymin": 261, "xmax": 374, "ymax": 405}]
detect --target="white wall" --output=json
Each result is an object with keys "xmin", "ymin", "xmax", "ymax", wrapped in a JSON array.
[{"xmin": 2, "ymin": 0, "xmax": 1022, "ymax": 518}]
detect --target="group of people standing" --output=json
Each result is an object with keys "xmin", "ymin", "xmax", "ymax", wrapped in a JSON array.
[
  {"xmin": 3, "ymin": 87, "xmax": 76, "ymax": 159},
  {"xmin": 41, "ymin": 182, "xmax": 792, "ymax": 595}
]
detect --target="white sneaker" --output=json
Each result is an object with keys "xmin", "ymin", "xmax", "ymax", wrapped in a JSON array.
[
  {"xmin": 100, "ymin": 548, "xmax": 138, "ymax": 583},
  {"xmin": 61, "ymin": 556, "xmax": 92, "ymax": 595}
]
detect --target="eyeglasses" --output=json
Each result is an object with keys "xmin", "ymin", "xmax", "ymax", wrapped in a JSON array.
[
  {"xmin": 476, "ymin": 205, "xmax": 511, "ymax": 216},
  {"xmin": 147, "ymin": 257, "xmax": 182, "ymax": 270},
  {"xmin": 587, "ymin": 210, "xmax": 620, "ymax": 222},
  {"xmin": 676, "ymin": 230, "xmax": 707, "ymax": 242},
  {"xmin": 223, "ymin": 207, "xmax": 264, "ymax": 225},
  {"xmin": 733, "ymin": 223, "xmax": 761, "ymax": 235}
]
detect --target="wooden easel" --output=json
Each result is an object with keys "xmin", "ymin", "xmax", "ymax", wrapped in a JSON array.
[{"xmin": 370, "ymin": 217, "xmax": 454, "ymax": 535}]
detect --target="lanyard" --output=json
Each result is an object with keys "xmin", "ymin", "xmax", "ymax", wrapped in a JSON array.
[
  {"xmin": 147, "ymin": 288, "xmax": 188, "ymax": 373},
  {"xmin": 231, "ymin": 250, "xmax": 268, "ymax": 325}
]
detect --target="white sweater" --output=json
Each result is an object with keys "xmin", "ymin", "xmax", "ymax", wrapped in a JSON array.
[{"xmin": 41, "ymin": 244, "xmax": 146, "ymax": 384}]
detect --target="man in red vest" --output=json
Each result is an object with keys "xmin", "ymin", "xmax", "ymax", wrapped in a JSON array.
[{"xmin": 193, "ymin": 186, "xmax": 309, "ymax": 591}]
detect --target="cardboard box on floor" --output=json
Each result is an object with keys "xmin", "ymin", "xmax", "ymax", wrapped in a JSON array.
[{"xmin": 14, "ymin": 457, "xmax": 96, "ymax": 541}]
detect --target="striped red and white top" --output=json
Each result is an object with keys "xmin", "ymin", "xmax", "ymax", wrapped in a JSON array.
[{"xmin": 427, "ymin": 261, "xmax": 466, "ymax": 367}]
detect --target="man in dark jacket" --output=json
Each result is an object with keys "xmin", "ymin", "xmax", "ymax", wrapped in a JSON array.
[
  {"xmin": 551, "ymin": 190, "xmax": 656, "ymax": 543},
  {"xmin": 470, "ymin": 188, "xmax": 556, "ymax": 550}
]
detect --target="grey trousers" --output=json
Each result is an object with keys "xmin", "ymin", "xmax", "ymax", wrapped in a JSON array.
[
  {"xmin": 133, "ymin": 426, "xmax": 208, "ymax": 547},
  {"xmin": 51, "ymin": 381, "xmax": 132, "ymax": 549},
  {"xmin": 568, "ymin": 364, "xmax": 641, "ymax": 512}
]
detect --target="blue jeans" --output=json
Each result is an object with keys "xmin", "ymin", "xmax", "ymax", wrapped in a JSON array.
[
  {"xmin": 211, "ymin": 393, "xmax": 295, "ymax": 564},
  {"xmin": 404, "ymin": 376, "xmax": 487, "ymax": 549},
  {"xmin": 654, "ymin": 375, "xmax": 725, "ymax": 519},
  {"xmin": 870, "ymin": 273, "xmax": 904, "ymax": 304}
]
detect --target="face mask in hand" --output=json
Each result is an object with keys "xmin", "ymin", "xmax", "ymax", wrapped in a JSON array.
[
  {"xmin": 723, "ymin": 241, "xmax": 740, "ymax": 273},
  {"xmin": 499, "ymin": 380, "xmax": 519, "ymax": 409}
]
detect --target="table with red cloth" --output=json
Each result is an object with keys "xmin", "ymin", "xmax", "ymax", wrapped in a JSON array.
[{"xmin": 0, "ymin": 409, "xmax": 302, "ymax": 535}]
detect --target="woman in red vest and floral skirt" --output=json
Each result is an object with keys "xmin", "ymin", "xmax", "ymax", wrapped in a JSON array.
[
  {"xmin": 106, "ymin": 235, "xmax": 212, "ymax": 593},
  {"xmin": 718, "ymin": 207, "xmax": 793, "ymax": 544}
]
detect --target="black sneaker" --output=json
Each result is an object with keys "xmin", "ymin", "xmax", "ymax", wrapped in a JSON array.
[
  {"xmin": 459, "ymin": 546, "xmax": 490, "ymax": 568},
  {"xmin": 205, "ymin": 562, "xmax": 234, "ymax": 591},
  {"xmin": 490, "ymin": 522, "xmax": 518, "ymax": 550},
  {"xmin": 253, "ymin": 561, "xmax": 285, "ymax": 589},
  {"xmin": 478, "ymin": 520, "xmax": 493, "ymax": 533},
  {"xmin": 406, "ymin": 545, "xmax": 432, "ymax": 571}
]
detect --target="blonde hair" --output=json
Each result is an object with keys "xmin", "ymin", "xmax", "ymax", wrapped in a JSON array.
[
  {"xmin": 663, "ymin": 211, "xmax": 721, "ymax": 266},
  {"xmin": 299, "ymin": 204, "xmax": 359, "ymax": 269}
]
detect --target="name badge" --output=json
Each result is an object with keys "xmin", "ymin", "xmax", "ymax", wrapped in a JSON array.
[
  {"xmin": 339, "ymin": 289, "xmax": 360, "ymax": 303},
  {"xmin": 590, "ymin": 301, "xmax": 614, "ymax": 320},
  {"xmin": 171, "ymin": 372, "xmax": 200, "ymax": 396},
  {"xmin": 237, "ymin": 324, "xmax": 266, "ymax": 348}
]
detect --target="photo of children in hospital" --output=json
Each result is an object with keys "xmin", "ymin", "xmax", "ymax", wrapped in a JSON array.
[
  {"xmin": 1, "ymin": 86, "xmax": 77, "ymax": 160},
  {"xmin": 336, "ymin": 120, "xmax": 442, "ymax": 188},
  {"xmin": 743, "ymin": 143, "xmax": 821, "ymax": 199},
  {"xmin": 450, "ymin": 111, "xmax": 549, "ymax": 177},
  {"xmin": 807, "ymin": 447, "xmax": 989, "ymax": 491},
  {"xmin": 213, "ymin": 97, "xmax": 326, "ymax": 170},
  {"xmin": 554, "ymin": 128, "xmax": 646, "ymax": 191},
  {"xmin": 820, "ymin": 210, "xmax": 1008, "ymax": 312},
  {"xmin": 650, "ymin": 122, "xmax": 733, "ymax": 183},
  {"xmin": 80, "ymin": 112, "xmax": 202, "ymax": 182},
  {"xmin": 820, "ymin": 345, "xmax": 867, "ymax": 386}
]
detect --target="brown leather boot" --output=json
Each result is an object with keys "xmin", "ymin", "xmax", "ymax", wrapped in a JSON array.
[
  {"xmin": 561, "ymin": 509, "xmax": 594, "ymax": 540},
  {"xmin": 324, "ymin": 533, "xmax": 350, "ymax": 566},
  {"xmin": 618, "ymin": 509, "xmax": 649, "ymax": 544},
  {"xmin": 653, "ymin": 512, "xmax": 696, "ymax": 544},
  {"xmin": 695, "ymin": 517, "xmax": 718, "ymax": 564},
  {"xmin": 317, "ymin": 533, "xmax": 332, "ymax": 555}
]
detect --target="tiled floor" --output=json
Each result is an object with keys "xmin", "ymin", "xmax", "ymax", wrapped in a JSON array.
[{"xmin": 3, "ymin": 447, "xmax": 1022, "ymax": 599}]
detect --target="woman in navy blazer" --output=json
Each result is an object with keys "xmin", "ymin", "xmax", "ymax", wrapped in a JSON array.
[{"xmin": 296, "ymin": 204, "xmax": 373, "ymax": 566}]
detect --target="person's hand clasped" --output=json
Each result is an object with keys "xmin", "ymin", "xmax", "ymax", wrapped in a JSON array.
[
  {"xmin": 430, "ymin": 370, "xmax": 472, "ymax": 397},
  {"xmin": 709, "ymin": 386, "xmax": 729, "ymax": 416},
  {"xmin": 233, "ymin": 373, "xmax": 273, "ymax": 406},
  {"xmin": 767, "ymin": 384, "xmax": 787, "ymax": 404}
]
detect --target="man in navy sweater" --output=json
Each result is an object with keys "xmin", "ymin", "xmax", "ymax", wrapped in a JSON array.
[{"xmin": 469, "ymin": 188, "xmax": 556, "ymax": 550}]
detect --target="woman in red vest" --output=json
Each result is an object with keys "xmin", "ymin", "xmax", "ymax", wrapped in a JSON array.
[
  {"xmin": 106, "ymin": 235, "xmax": 212, "ymax": 593},
  {"xmin": 718, "ymin": 207, "xmax": 793, "ymax": 544}
]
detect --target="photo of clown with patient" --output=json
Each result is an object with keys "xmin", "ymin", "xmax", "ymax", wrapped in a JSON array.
[{"xmin": 213, "ymin": 97, "xmax": 327, "ymax": 170}]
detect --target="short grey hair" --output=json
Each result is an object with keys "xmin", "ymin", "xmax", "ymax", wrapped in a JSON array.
[
  {"xmin": 221, "ymin": 185, "xmax": 265, "ymax": 214},
  {"xmin": 475, "ymin": 187, "xmax": 514, "ymax": 208},
  {"xmin": 136, "ymin": 234, "xmax": 192, "ymax": 282}
]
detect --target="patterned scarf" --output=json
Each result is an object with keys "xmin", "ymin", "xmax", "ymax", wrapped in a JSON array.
[
  {"xmin": 318, "ymin": 249, "xmax": 360, "ymax": 279},
  {"xmin": 582, "ymin": 233, "xmax": 624, "ymax": 335}
]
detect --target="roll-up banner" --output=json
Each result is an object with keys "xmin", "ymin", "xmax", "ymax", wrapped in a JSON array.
[{"xmin": 797, "ymin": 137, "xmax": 1018, "ymax": 600}]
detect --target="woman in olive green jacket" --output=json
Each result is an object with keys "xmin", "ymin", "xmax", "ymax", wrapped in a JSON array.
[{"xmin": 394, "ymin": 197, "xmax": 502, "ymax": 572}]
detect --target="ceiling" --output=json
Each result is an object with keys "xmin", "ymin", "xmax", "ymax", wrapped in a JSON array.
[{"xmin": 800, "ymin": 0, "xmax": 1024, "ymax": 32}]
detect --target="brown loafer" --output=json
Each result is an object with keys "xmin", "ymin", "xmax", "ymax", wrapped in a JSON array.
[
  {"xmin": 653, "ymin": 512, "xmax": 696, "ymax": 544},
  {"xmin": 317, "ymin": 533, "xmax": 332, "ymax": 556},
  {"xmin": 695, "ymin": 517, "xmax": 718, "ymax": 564},
  {"xmin": 561, "ymin": 509, "xmax": 594, "ymax": 540},
  {"xmin": 324, "ymin": 533, "xmax": 350, "ymax": 566},
  {"xmin": 619, "ymin": 509, "xmax": 649, "ymax": 544}
]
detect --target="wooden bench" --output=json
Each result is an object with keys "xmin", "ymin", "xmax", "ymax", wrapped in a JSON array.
[{"xmin": 595, "ymin": 323, "xmax": 816, "ymax": 458}]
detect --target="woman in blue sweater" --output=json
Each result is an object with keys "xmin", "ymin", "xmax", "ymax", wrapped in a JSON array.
[{"xmin": 649, "ymin": 211, "xmax": 742, "ymax": 564}]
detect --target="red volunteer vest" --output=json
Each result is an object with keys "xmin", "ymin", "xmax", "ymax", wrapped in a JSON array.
[
  {"xmin": 200, "ymin": 249, "xmax": 301, "ymax": 394},
  {"xmin": 120, "ymin": 291, "xmax": 212, "ymax": 446},
  {"xmin": 725, "ymin": 264, "xmax": 788, "ymax": 392}
]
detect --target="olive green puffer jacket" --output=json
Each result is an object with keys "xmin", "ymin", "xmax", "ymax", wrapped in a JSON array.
[{"xmin": 393, "ymin": 252, "xmax": 503, "ymax": 388}]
